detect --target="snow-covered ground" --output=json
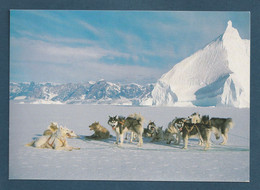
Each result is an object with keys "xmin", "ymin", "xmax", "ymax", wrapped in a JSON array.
[{"xmin": 9, "ymin": 102, "xmax": 249, "ymax": 181}]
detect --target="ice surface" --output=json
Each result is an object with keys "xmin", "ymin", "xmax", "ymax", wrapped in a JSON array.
[
  {"xmin": 148, "ymin": 21, "xmax": 250, "ymax": 108},
  {"xmin": 9, "ymin": 102, "xmax": 249, "ymax": 181}
]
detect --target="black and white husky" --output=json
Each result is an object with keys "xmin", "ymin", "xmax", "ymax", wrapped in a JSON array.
[
  {"xmin": 145, "ymin": 121, "xmax": 158, "ymax": 137},
  {"xmin": 108, "ymin": 113, "xmax": 144, "ymax": 147},
  {"xmin": 210, "ymin": 117, "xmax": 234, "ymax": 145},
  {"xmin": 181, "ymin": 115, "xmax": 212, "ymax": 150},
  {"xmin": 164, "ymin": 117, "xmax": 185, "ymax": 145}
]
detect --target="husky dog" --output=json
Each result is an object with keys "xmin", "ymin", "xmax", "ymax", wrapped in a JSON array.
[
  {"xmin": 142, "ymin": 121, "xmax": 155, "ymax": 137},
  {"xmin": 123, "ymin": 113, "xmax": 144, "ymax": 146},
  {"xmin": 43, "ymin": 122, "xmax": 78, "ymax": 138},
  {"xmin": 108, "ymin": 114, "xmax": 144, "ymax": 146},
  {"xmin": 181, "ymin": 115, "xmax": 212, "ymax": 150},
  {"xmin": 26, "ymin": 126, "xmax": 80, "ymax": 151},
  {"xmin": 188, "ymin": 113, "xmax": 204, "ymax": 145},
  {"xmin": 151, "ymin": 126, "xmax": 164, "ymax": 142},
  {"xmin": 108, "ymin": 115, "xmax": 128, "ymax": 144},
  {"xmin": 146, "ymin": 121, "xmax": 158, "ymax": 137},
  {"xmin": 210, "ymin": 117, "xmax": 234, "ymax": 145},
  {"xmin": 164, "ymin": 117, "xmax": 185, "ymax": 145},
  {"xmin": 88, "ymin": 122, "xmax": 110, "ymax": 139}
]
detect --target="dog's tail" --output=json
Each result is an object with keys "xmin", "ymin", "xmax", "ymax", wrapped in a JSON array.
[
  {"xmin": 129, "ymin": 113, "xmax": 145, "ymax": 124},
  {"xmin": 227, "ymin": 118, "xmax": 234, "ymax": 129},
  {"xmin": 25, "ymin": 141, "xmax": 34, "ymax": 147}
]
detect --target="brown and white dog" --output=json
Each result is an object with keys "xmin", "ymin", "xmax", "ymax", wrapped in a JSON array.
[{"xmin": 88, "ymin": 122, "xmax": 111, "ymax": 140}]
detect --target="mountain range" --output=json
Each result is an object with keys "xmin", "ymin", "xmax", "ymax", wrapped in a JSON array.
[{"xmin": 10, "ymin": 80, "xmax": 154, "ymax": 105}]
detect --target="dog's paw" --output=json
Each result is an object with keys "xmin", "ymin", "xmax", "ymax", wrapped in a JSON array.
[{"xmin": 182, "ymin": 147, "xmax": 187, "ymax": 149}]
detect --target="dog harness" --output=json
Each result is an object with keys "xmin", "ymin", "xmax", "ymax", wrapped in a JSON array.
[
  {"xmin": 183, "ymin": 124, "xmax": 199, "ymax": 134},
  {"xmin": 46, "ymin": 135, "xmax": 66, "ymax": 148},
  {"xmin": 118, "ymin": 120, "xmax": 125, "ymax": 134}
]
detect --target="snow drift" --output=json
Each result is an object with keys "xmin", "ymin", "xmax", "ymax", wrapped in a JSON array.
[{"xmin": 142, "ymin": 21, "xmax": 250, "ymax": 108}]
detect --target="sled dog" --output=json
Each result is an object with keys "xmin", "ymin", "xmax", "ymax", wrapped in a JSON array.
[
  {"xmin": 164, "ymin": 117, "xmax": 185, "ymax": 145},
  {"xmin": 108, "ymin": 115, "xmax": 129, "ymax": 143},
  {"xmin": 146, "ymin": 121, "xmax": 158, "ymax": 137},
  {"xmin": 181, "ymin": 115, "xmax": 212, "ymax": 150},
  {"xmin": 108, "ymin": 113, "xmax": 144, "ymax": 146},
  {"xmin": 210, "ymin": 117, "xmax": 234, "ymax": 145},
  {"xmin": 26, "ymin": 126, "xmax": 80, "ymax": 151},
  {"xmin": 89, "ymin": 121, "xmax": 111, "ymax": 139},
  {"xmin": 123, "ymin": 113, "xmax": 144, "ymax": 146}
]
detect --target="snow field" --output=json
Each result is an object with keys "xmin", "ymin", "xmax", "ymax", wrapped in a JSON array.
[{"xmin": 9, "ymin": 102, "xmax": 249, "ymax": 181}]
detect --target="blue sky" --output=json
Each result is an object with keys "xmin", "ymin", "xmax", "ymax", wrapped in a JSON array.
[{"xmin": 10, "ymin": 11, "xmax": 250, "ymax": 84}]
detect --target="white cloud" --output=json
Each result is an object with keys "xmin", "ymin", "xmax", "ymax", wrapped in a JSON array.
[
  {"xmin": 28, "ymin": 11, "xmax": 65, "ymax": 24},
  {"xmin": 78, "ymin": 20, "xmax": 101, "ymax": 36},
  {"xmin": 10, "ymin": 37, "xmax": 130, "ymax": 64},
  {"xmin": 10, "ymin": 36, "xmax": 164, "ymax": 84},
  {"xmin": 17, "ymin": 30, "xmax": 97, "ymax": 45}
]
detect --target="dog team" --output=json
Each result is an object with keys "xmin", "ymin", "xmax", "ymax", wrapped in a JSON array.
[{"xmin": 26, "ymin": 112, "xmax": 233, "ymax": 151}]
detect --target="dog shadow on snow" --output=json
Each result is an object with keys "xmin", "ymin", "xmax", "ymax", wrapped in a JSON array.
[
  {"xmin": 75, "ymin": 135, "xmax": 248, "ymax": 152},
  {"xmin": 76, "ymin": 134, "xmax": 186, "ymax": 150},
  {"xmin": 77, "ymin": 134, "xmax": 117, "ymax": 144}
]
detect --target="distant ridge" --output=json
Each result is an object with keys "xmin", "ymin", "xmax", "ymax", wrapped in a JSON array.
[{"xmin": 10, "ymin": 81, "xmax": 154, "ymax": 105}]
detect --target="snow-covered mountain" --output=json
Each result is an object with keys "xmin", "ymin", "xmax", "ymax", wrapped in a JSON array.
[
  {"xmin": 10, "ymin": 80, "xmax": 154, "ymax": 105},
  {"xmin": 141, "ymin": 21, "xmax": 250, "ymax": 108}
]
